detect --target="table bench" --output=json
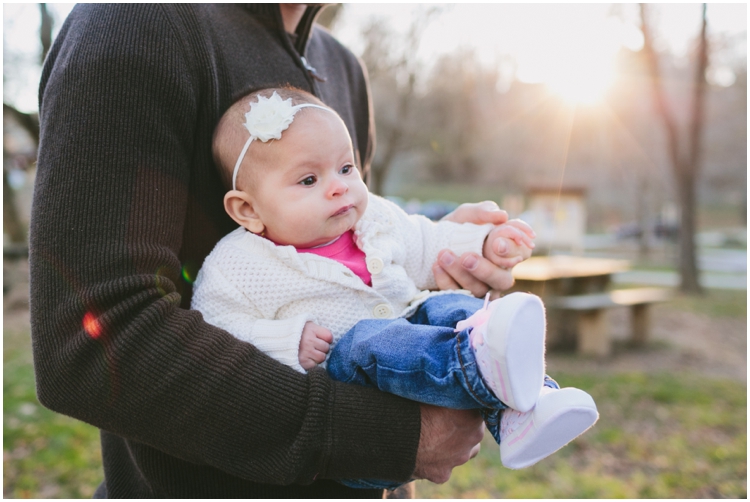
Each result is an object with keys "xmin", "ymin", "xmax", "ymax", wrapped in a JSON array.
[{"xmin": 546, "ymin": 287, "xmax": 673, "ymax": 357}]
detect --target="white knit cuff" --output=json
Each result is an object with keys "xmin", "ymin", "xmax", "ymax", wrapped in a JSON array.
[
  {"xmin": 446, "ymin": 222, "xmax": 493, "ymax": 257},
  {"xmin": 239, "ymin": 314, "xmax": 315, "ymax": 374}
]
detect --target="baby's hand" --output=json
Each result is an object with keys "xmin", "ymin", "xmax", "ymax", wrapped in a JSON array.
[
  {"xmin": 482, "ymin": 219, "xmax": 536, "ymax": 269},
  {"xmin": 299, "ymin": 322, "xmax": 333, "ymax": 371}
]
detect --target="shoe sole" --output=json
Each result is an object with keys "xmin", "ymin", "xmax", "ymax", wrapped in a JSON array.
[
  {"xmin": 501, "ymin": 389, "xmax": 598, "ymax": 469},
  {"xmin": 484, "ymin": 293, "xmax": 546, "ymax": 412}
]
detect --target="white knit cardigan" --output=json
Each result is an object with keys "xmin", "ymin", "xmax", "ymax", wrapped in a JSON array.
[{"xmin": 191, "ymin": 194, "xmax": 492, "ymax": 373}]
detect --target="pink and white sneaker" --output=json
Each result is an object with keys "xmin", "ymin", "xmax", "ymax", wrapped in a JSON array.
[
  {"xmin": 499, "ymin": 386, "xmax": 599, "ymax": 469},
  {"xmin": 456, "ymin": 292, "xmax": 546, "ymax": 412}
]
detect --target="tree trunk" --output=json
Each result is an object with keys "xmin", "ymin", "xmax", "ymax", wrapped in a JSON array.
[
  {"xmin": 40, "ymin": 3, "xmax": 54, "ymax": 63},
  {"xmin": 370, "ymin": 122, "xmax": 402, "ymax": 196},
  {"xmin": 3, "ymin": 169, "xmax": 26, "ymax": 244},
  {"xmin": 369, "ymin": 73, "xmax": 415, "ymax": 196},
  {"xmin": 676, "ymin": 167, "xmax": 701, "ymax": 291},
  {"xmin": 678, "ymin": 4, "xmax": 708, "ymax": 294},
  {"xmin": 636, "ymin": 175, "xmax": 650, "ymax": 258},
  {"xmin": 639, "ymin": 3, "xmax": 707, "ymax": 294}
]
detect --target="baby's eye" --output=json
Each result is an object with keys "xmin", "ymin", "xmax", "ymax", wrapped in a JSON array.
[
  {"xmin": 340, "ymin": 164, "xmax": 354, "ymax": 175},
  {"xmin": 299, "ymin": 175, "xmax": 317, "ymax": 186}
]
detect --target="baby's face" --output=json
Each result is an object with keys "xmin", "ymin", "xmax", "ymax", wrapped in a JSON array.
[{"xmin": 241, "ymin": 109, "xmax": 368, "ymax": 248}]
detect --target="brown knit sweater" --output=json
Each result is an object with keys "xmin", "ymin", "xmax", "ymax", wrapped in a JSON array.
[{"xmin": 31, "ymin": 4, "xmax": 420, "ymax": 498}]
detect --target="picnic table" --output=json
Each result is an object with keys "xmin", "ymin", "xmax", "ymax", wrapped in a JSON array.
[{"xmin": 509, "ymin": 255, "xmax": 671, "ymax": 357}]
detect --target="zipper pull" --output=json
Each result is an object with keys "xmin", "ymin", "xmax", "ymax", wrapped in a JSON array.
[{"xmin": 300, "ymin": 56, "xmax": 327, "ymax": 82}]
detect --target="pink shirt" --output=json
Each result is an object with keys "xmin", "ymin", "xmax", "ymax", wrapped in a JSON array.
[{"xmin": 296, "ymin": 231, "xmax": 372, "ymax": 286}]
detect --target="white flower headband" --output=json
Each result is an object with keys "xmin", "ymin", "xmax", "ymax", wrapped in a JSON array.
[{"xmin": 231, "ymin": 91, "xmax": 333, "ymax": 190}]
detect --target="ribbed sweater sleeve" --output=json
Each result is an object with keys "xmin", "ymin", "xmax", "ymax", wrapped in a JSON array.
[{"xmin": 30, "ymin": 4, "xmax": 419, "ymax": 489}]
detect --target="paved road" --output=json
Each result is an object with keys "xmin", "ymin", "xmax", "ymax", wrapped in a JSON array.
[
  {"xmin": 583, "ymin": 234, "xmax": 747, "ymax": 290},
  {"xmin": 614, "ymin": 270, "xmax": 747, "ymax": 290}
]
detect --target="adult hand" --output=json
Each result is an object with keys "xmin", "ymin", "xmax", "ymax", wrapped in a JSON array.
[
  {"xmin": 434, "ymin": 201, "xmax": 518, "ymax": 297},
  {"xmin": 413, "ymin": 404, "xmax": 484, "ymax": 484}
]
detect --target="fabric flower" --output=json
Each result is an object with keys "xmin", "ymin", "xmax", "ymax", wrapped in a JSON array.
[{"xmin": 243, "ymin": 91, "xmax": 297, "ymax": 142}]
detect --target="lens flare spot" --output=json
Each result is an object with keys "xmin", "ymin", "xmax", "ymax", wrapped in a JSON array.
[
  {"xmin": 83, "ymin": 312, "xmax": 102, "ymax": 339},
  {"xmin": 181, "ymin": 266, "xmax": 194, "ymax": 284}
]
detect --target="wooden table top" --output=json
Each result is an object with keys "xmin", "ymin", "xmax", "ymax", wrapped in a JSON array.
[{"xmin": 512, "ymin": 255, "xmax": 630, "ymax": 282}]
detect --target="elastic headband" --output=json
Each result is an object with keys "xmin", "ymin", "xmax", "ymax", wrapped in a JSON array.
[{"xmin": 231, "ymin": 91, "xmax": 333, "ymax": 190}]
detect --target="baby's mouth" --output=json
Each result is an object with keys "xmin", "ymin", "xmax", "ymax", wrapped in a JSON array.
[{"xmin": 332, "ymin": 204, "xmax": 354, "ymax": 217}]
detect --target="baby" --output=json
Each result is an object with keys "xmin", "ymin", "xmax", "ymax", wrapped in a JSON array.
[{"xmin": 192, "ymin": 88, "xmax": 598, "ymax": 484}]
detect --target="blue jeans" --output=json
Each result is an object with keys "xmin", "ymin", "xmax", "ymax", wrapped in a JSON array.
[{"xmin": 327, "ymin": 294, "xmax": 559, "ymax": 490}]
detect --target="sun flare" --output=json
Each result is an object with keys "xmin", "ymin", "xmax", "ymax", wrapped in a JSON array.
[
  {"xmin": 545, "ymin": 59, "xmax": 616, "ymax": 105},
  {"xmin": 511, "ymin": 10, "xmax": 631, "ymax": 106}
]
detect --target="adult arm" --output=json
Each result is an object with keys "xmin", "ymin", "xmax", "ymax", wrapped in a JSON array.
[{"xmin": 30, "ymin": 4, "xmax": 418, "ymax": 485}]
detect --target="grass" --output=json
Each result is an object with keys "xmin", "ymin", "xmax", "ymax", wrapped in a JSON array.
[
  {"xmin": 4, "ymin": 288, "xmax": 746, "ymax": 498},
  {"xmin": 667, "ymin": 288, "xmax": 747, "ymax": 319},
  {"xmin": 4, "ymin": 327, "xmax": 102, "ymax": 498},
  {"xmin": 416, "ymin": 372, "xmax": 747, "ymax": 498}
]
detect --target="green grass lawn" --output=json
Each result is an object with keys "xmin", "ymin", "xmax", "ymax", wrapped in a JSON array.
[
  {"xmin": 4, "ymin": 327, "xmax": 102, "ymax": 498},
  {"xmin": 668, "ymin": 288, "xmax": 747, "ymax": 319},
  {"xmin": 416, "ymin": 372, "xmax": 746, "ymax": 498},
  {"xmin": 4, "ymin": 289, "xmax": 747, "ymax": 498}
]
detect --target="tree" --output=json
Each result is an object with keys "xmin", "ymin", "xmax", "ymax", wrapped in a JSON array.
[
  {"xmin": 3, "ymin": 4, "xmax": 53, "ymax": 246},
  {"xmin": 359, "ymin": 8, "xmax": 440, "ymax": 195},
  {"xmin": 640, "ymin": 3, "xmax": 708, "ymax": 294}
]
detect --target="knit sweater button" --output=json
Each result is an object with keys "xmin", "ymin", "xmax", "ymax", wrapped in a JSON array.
[
  {"xmin": 366, "ymin": 257, "xmax": 384, "ymax": 275},
  {"xmin": 373, "ymin": 303, "xmax": 392, "ymax": 318}
]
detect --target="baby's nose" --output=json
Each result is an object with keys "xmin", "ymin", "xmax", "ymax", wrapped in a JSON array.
[{"xmin": 327, "ymin": 178, "xmax": 349, "ymax": 197}]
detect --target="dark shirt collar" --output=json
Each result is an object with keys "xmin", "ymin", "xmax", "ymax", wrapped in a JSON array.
[{"xmin": 243, "ymin": 4, "xmax": 324, "ymax": 54}]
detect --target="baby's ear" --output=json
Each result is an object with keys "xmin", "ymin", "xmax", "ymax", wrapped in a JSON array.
[{"xmin": 224, "ymin": 190, "xmax": 265, "ymax": 234}]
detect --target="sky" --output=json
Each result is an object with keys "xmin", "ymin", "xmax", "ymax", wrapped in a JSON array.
[
  {"xmin": 333, "ymin": 3, "xmax": 746, "ymax": 102},
  {"xmin": 3, "ymin": 3, "xmax": 747, "ymax": 112}
]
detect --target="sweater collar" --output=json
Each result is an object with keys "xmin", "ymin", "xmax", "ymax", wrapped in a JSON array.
[{"xmin": 243, "ymin": 4, "xmax": 324, "ymax": 55}]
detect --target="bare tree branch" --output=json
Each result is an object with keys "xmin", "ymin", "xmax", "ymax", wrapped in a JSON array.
[
  {"xmin": 639, "ymin": 4, "xmax": 682, "ymax": 174},
  {"xmin": 687, "ymin": 4, "xmax": 709, "ymax": 174},
  {"xmin": 367, "ymin": 7, "xmax": 440, "ymax": 195},
  {"xmin": 40, "ymin": 3, "xmax": 54, "ymax": 63}
]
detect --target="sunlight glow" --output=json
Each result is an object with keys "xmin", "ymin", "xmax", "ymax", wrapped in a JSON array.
[
  {"xmin": 335, "ymin": 5, "xmax": 658, "ymax": 107},
  {"xmin": 544, "ymin": 56, "xmax": 616, "ymax": 106},
  {"xmin": 513, "ymin": 14, "xmax": 628, "ymax": 106}
]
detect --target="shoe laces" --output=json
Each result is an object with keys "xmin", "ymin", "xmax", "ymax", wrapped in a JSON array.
[
  {"xmin": 500, "ymin": 408, "xmax": 530, "ymax": 439},
  {"xmin": 500, "ymin": 386, "xmax": 555, "ymax": 438},
  {"xmin": 455, "ymin": 293, "xmax": 492, "ymax": 349}
]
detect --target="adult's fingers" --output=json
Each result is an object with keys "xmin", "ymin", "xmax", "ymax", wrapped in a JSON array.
[
  {"xmin": 456, "ymin": 252, "xmax": 516, "ymax": 293},
  {"xmin": 432, "ymin": 255, "xmax": 462, "ymax": 291},
  {"xmin": 505, "ymin": 218, "xmax": 536, "ymax": 238},
  {"xmin": 413, "ymin": 405, "xmax": 484, "ymax": 484},
  {"xmin": 441, "ymin": 201, "xmax": 508, "ymax": 226},
  {"xmin": 435, "ymin": 250, "xmax": 491, "ymax": 298}
]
